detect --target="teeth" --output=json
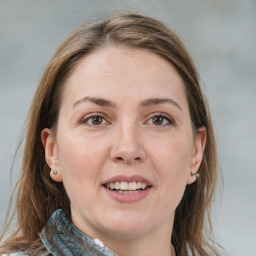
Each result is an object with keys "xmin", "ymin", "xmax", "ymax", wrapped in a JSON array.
[
  {"xmin": 120, "ymin": 181, "xmax": 128, "ymax": 190},
  {"xmin": 117, "ymin": 190, "xmax": 139, "ymax": 194},
  {"xmin": 129, "ymin": 181, "xmax": 137, "ymax": 190},
  {"xmin": 106, "ymin": 181, "xmax": 148, "ymax": 191},
  {"xmin": 110, "ymin": 183, "xmax": 115, "ymax": 190},
  {"xmin": 136, "ymin": 181, "xmax": 141, "ymax": 189},
  {"xmin": 115, "ymin": 181, "xmax": 120, "ymax": 189}
]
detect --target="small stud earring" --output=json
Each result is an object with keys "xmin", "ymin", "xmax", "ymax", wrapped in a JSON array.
[
  {"xmin": 52, "ymin": 170, "xmax": 57, "ymax": 175},
  {"xmin": 191, "ymin": 172, "xmax": 200, "ymax": 178}
]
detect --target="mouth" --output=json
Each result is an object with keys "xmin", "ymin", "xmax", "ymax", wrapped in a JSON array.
[
  {"xmin": 102, "ymin": 175, "xmax": 153, "ymax": 203},
  {"xmin": 103, "ymin": 181, "xmax": 152, "ymax": 194}
]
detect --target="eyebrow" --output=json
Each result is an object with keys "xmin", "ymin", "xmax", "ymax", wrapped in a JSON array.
[
  {"xmin": 73, "ymin": 96, "xmax": 182, "ymax": 111},
  {"xmin": 73, "ymin": 96, "xmax": 116, "ymax": 109},
  {"xmin": 140, "ymin": 98, "xmax": 182, "ymax": 112}
]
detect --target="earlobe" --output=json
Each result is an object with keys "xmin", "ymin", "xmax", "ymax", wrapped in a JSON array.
[
  {"xmin": 50, "ymin": 168, "xmax": 63, "ymax": 182},
  {"xmin": 41, "ymin": 128, "xmax": 63, "ymax": 182},
  {"xmin": 187, "ymin": 126, "xmax": 207, "ymax": 185}
]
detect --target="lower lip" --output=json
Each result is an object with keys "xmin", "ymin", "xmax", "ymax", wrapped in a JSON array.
[{"xmin": 103, "ymin": 186, "xmax": 152, "ymax": 203}]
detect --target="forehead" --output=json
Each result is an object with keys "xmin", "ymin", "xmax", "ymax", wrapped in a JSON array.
[{"xmin": 61, "ymin": 47, "xmax": 188, "ymax": 107}]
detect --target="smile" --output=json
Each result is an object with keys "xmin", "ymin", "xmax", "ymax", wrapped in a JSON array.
[
  {"xmin": 102, "ymin": 175, "xmax": 153, "ymax": 203},
  {"xmin": 104, "ymin": 181, "xmax": 150, "ymax": 194}
]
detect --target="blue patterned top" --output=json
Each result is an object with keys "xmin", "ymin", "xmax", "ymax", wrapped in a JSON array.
[{"xmin": 39, "ymin": 209, "xmax": 117, "ymax": 256}]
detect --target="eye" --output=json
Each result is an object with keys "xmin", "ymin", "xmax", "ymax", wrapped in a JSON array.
[
  {"xmin": 81, "ymin": 114, "xmax": 108, "ymax": 126},
  {"xmin": 146, "ymin": 113, "xmax": 174, "ymax": 126}
]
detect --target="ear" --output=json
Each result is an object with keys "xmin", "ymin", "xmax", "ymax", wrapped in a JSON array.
[
  {"xmin": 41, "ymin": 128, "xmax": 63, "ymax": 182},
  {"xmin": 187, "ymin": 126, "xmax": 207, "ymax": 184}
]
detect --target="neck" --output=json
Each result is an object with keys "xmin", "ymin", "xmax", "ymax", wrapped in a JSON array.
[
  {"xmin": 97, "ymin": 217, "xmax": 175, "ymax": 256},
  {"xmin": 105, "ymin": 236, "xmax": 173, "ymax": 256}
]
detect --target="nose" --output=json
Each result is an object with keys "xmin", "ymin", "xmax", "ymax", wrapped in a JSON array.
[{"xmin": 110, "ymin": 123, "xmax": 146, "ymax": 164}]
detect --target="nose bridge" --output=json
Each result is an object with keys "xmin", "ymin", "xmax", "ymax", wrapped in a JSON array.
[{"xmin": 110, "ymin": 118, "xmax": 146, "ymax": 164}]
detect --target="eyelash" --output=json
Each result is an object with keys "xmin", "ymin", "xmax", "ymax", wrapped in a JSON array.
[
  {"xmin": 80, "ymin": 113, "xmax": 174, "ymax": 127},
  {"xmin": 80, "ymin": 113, "xmax": 108, "ymax": 127},
  {"xmin": 145, "ymin": 113, "xmax": 174, "ymax": 127}
]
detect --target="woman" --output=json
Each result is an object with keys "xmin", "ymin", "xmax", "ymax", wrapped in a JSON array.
[{"xmin": 0, "ymin": 12, "xmax": 221, "ymax": 256}]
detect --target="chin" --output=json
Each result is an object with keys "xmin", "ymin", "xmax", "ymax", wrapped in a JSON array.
[
  {"xmin": 100, "ymin": 212, "xmax": 150, "ymax": 239},
  {"xmin": 104, "ymin": 225, "xmax": 147, "ymax": 240}
]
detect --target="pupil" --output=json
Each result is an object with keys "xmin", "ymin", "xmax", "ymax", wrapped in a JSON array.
[
  {"xmin": 92, "ymin": 116, "xmax": 102, "ymax": 125},
  {"xmin": 153, "ymin": 116, "xmax": 163, "ymax": 125}
]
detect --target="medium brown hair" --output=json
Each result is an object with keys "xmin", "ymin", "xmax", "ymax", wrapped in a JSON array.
[{"xmin": 0, "ymin": 12, "xmax": 220, "ymax": 256}]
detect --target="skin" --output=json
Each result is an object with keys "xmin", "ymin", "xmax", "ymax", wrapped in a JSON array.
[{"xmin": 42, "ymin": 47, "xmax": 206, "ymax": 256}]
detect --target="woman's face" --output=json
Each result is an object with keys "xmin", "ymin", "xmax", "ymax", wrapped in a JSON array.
[{"xmin": 43, "ymin": 47, "xmax": 205, "ymax": 242}]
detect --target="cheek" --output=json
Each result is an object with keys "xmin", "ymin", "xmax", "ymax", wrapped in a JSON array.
[
  {"xmin": 149, "ymin": 135, "xmax": 192, "ymax": 203},
  {"xmin": 57, "ymin": 134, "xmax": 108, "ymax": 192},
  {"xmin": 151, "ymin": 135, "xmax": 192, "ymax": 176}
]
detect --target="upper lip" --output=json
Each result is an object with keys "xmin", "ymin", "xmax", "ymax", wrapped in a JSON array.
[{"xmin": 103, "ymin": 175, "xmax": 153, "ymax": 186}]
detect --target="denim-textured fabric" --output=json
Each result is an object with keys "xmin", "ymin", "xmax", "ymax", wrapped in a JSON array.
[
  {"xmin": 40, "ymin": 209, "xmax": 117, "ymax": 256},
  {"xmin": 1, "ymin": 254, "xmax": 28, "ymax": 256}
]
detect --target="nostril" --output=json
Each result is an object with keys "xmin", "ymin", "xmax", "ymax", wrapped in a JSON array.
[{"xmin": 114, "ymin": 156, "xmax": 142, "ymax": 163}]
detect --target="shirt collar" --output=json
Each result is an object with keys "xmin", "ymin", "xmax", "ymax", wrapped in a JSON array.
[{"xmin": 40, "ymin": 209, "xmax": 117, "ymax": 256}]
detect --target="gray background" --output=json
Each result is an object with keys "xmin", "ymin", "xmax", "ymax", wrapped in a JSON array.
[{"xmin": 0, "ymin": 0, "xmax": 255, "ymax": 255}]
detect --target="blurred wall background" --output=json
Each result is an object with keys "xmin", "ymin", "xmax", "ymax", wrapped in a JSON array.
[{"xmin": 0, "ymin": 0, "xmax": 255, "ymax": 255}]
